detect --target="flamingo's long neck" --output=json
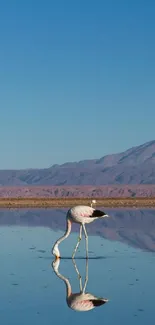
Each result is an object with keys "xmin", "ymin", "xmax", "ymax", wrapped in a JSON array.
[
  {"xmin": 53, "ymin": 259, "xmax": 72, "ymax": 297},
  {"xmin": 55, "ymin": 268, "xmax": 72, "ymax": 297},
  {"xmin": 54, "ymin": 218, "xmax": 72, "ymax": 246}
]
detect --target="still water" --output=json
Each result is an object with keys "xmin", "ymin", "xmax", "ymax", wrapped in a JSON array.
[{"xmin": 0, "ymin": 208, "xmax": 155, "ymax": 324}]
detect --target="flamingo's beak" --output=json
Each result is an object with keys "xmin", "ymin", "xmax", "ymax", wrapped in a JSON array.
[{"xmin": 55, "ymin": 255, "xmax": 60, "ymax": 260}]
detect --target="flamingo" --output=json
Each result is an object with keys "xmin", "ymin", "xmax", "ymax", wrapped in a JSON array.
[
  {"xmin": 52, "ymin": 201, "xmax": 110, "ymax": 259},
  {"xmin": 52, "ymin": 257, "xmax": 109, "ymax": 312}
]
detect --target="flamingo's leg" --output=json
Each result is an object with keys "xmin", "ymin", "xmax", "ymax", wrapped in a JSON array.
[
  {"xmin": 72, "ymin": 258, "xmax": 83, "ymax": 291},
  {"xmin": 82, "ymin": 224, "xmax": 88, "ymax": 259},
  {"xmin": 72, "ymin": 225, "xmax": 82, "ymax": 259},
  {"xmin": 82, "ymin": 258, "xmax": 88, "ymax": 293}
]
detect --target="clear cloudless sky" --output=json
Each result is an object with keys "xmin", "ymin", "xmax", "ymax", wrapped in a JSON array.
[{"xmin": 0, "ymin": 0, "xmax": 155, "ymax": 169}]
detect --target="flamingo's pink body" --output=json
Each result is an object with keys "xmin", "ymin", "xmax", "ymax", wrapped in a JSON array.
[
  {"xmin": 68, "ymin": 205, "xmax": 106, "ymax": 223},
  {"xmin": 52, "ymin": 203, "xmax": 109, "ymax": 259},
  {"xmin": 68, "ymin": 293, "xmax": 107, "ymax": 311}
]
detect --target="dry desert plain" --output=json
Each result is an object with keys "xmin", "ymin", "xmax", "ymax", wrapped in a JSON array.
[
  {"xmin": 0, "ymin": 197, "xmax": 155, "ymax": 208},
  {"xmin": 0, "ymin": 185, "xmax": 155, "ymax": 208}
]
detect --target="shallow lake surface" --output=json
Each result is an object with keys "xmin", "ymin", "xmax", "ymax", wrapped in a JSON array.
[{"xmin": 0, "ymin": 208, "xmax": 155, "ymax": 324}]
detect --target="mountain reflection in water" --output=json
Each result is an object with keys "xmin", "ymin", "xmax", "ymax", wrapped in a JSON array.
[{"xmin": 0, "ymin": 208, "xmax": 155, "ymax": 252}]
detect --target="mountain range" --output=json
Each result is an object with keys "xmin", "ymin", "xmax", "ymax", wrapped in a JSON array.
[{"xmin": 1, "ymin": 140, "xmax": 155, "ymax": 187}]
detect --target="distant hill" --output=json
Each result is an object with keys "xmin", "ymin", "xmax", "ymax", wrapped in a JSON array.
[{"xmin": 0, "ymin": 140, "xmax": 155, "ymax": 186}]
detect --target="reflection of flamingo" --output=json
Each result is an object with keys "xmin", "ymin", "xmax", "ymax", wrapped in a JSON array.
[
  {"xmin": 52, "ymin": 257, "xmax": 109, "ymax": 312},
  {"xmin": 52, "ymin": 205, "xmax": 109, "ymax": 259}
]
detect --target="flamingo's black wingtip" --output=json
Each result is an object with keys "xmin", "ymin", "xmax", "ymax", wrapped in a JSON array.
[
  {"xmin": 91, "ymin": 298, "xmax": 108, "ymax": 307},
  {"xmin": 91, "ymin": 209, "xmax": 107, "ymax": 218}
]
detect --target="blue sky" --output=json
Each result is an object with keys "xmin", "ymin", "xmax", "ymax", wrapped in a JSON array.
[{"xmin": 0, "ymin": 0, "xmax": 155, "ymax": 169}]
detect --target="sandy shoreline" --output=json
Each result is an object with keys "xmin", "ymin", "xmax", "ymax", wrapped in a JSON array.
[{"xmin": 0, "ymin": 197, "xmax": 155, "ymax": 208}]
